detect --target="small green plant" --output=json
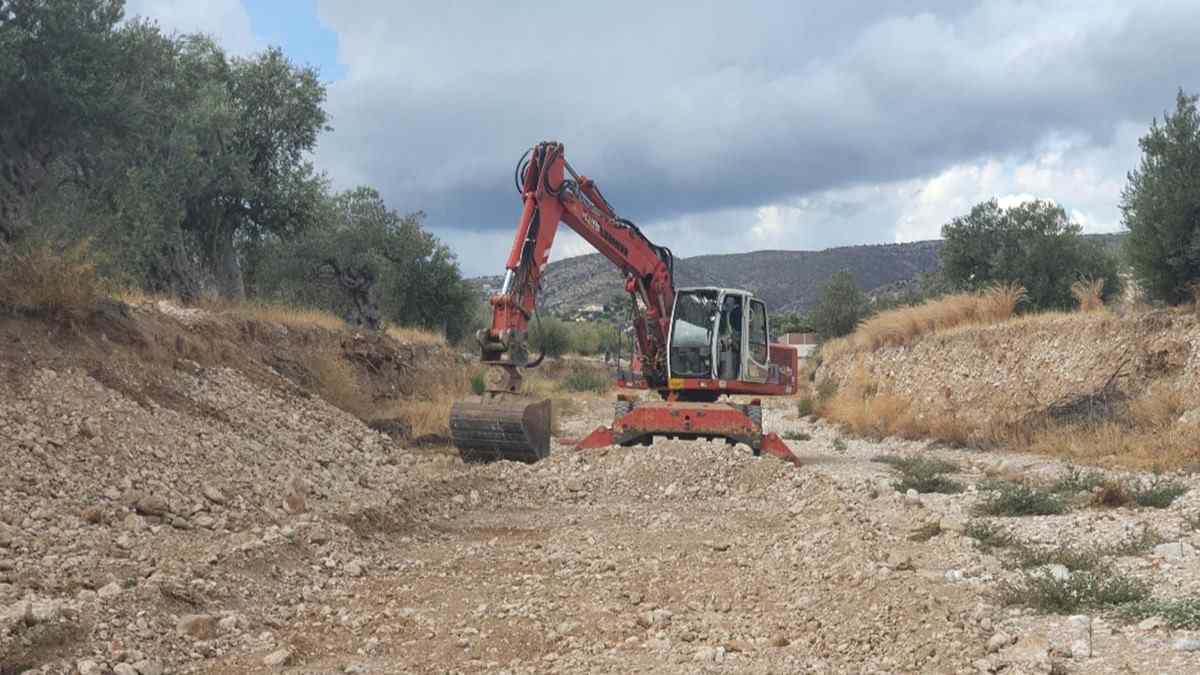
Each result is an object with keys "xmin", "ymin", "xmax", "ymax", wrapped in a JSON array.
[
  {"xmin": 997, "ymin": 566, "xmax": 1151, "ymax": 614},
  {"xmin": 1050, "ymin": 466, "xmax": 1107, "ymax": 495},
  {"xmin": 562, "ymin": 366, "xmax": 612, "ymax": 393},
  {"xmin": 832, "ymin": 437, "xmax": 847, "ymax": 453},
  {"xmin": 469, "ymin": 372, "xmax": 486, "ymax": 395},
  {"xmin": 1131, "ymin": 479, "xmax": 1188, "ymax": 509},
  {"xmin": 816, "ymin": 379, "xmax": 838, "ymax": 402},
  {"xmin": 1117, "ymin": 598, "xmax": 1200, "ymax": 629},
  {"xmin": 873, "ymin": 455, "xmax": 959, "ymax": 475},
  {"xmin": 908, "ymin": 521, "xmax": 943, "ymax": 542},
  {"xmin": 783, "ymin": 431, "xmax": 812, "ymax": 441},
  {"xmin": 876, "ymin": 455, "xmax": 964, "ymax": 494},
  {"xmin": 964, "ymin": 520, "xmax": 1017, "ymax": 553},
  {"xmin": 972, "ymin": 483, "xmax": 1066, "ymax": 517},
  {"xmin": 796, "ymin": 397, "xmax": 815, "ymax": 417},
  {"xmin": 1102, "ymin": 528, "xmax": 1161, "ymax": 557},
  {"xmin": 1005, "ymin": 542, "xmax": 1103, "ymax": 571}
]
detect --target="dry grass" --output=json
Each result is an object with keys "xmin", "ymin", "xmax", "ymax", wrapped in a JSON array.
[
  {"xmin": 817, "ymin": 367, "xmax": 975, "ymax": 444},
  {"xmin": 0, "ymin": 239, "xmax": 105, "ymax": 314},
  {"xmin": 199, "ymin": 299, "xmax": 348, "ymax": 331},
  {"xmin": 371, "ymin": 361, "xmax": 484, "ymax": 439},
  {"xmin": 817, "ymin": 366, "xmax": 1200, "ymax": 468},
  {"xmin": 385, "ymin": 325, "xmax": 446, "ymax": 345},
  {"xmin": 313, "ymin": 351, "xmax": 375, "ymax": 418},
  {"xmin": 1071, "ymin": 277, "xmax": 1106, "ymax": 312},
  {"xmin": 823, "ymin": 283, "xmax": 1025, "ymax": 358}
]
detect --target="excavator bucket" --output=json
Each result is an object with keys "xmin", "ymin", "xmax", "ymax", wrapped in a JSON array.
[{"xmin": 450, "ymin": 395, "xmax": 552, "ymax": 463}]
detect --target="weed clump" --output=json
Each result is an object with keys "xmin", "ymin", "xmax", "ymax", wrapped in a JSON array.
[
  {"xmin": 796, "ymin": 397, "xmax": 815, "ymax": 418},
  {"xmin": 0, "ymin": 239, "xmax": 105, "ymax": 315},
  {"xmin": 874, "ymin": 454, "xmax": 964, "ymax": 494},
  {"xmin": 964, "ymin": 520, "xmax": 1018, "ymax": 552},
  {"xmin": 562, "ymin": 364, "xmax": 612, "ymax": 394},
  {"xmin": 1131, "ymin": 479, "xmax": 1188, "ymax": 509},
  {"xmin": 1049, "ymin": 466, "xmax": 1107, "ymax": 495},
  {"xmin": 998, "ymin": 566, "xmax": 1151, "ymax": 613},
  {"xmin": 908, "ymin": 521, "xmax": 943, "ymax": 542},
  {"xmin": 783, "ymin": 431, "xmax": 812, "ymax": 441},
  {"xmin": 1118, "ymin": 598, "xmax": 1200, "ymax": 629},
  {"xmin": 972, "ymin": 483, "xmax": 1066, "ymax": 517}
]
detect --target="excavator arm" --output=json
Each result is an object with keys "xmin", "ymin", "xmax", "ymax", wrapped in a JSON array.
[{"xmin": 480, "ymin": 141, "xmax": 675, "ymax": 387}]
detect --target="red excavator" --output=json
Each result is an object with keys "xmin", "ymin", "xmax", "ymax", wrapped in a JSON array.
[{"xmin": 450, "ymin": 141, "xmax": 800, "ymax": 464}]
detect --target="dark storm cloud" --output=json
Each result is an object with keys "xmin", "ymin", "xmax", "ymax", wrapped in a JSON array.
[{"xmin": 313, "ymin": 1, "xmax": 1200, "ymax": 247}]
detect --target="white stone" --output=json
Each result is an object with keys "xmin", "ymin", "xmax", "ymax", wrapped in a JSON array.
[
  {"xmin": 1040, "ymin": 564, "xmax": 1071, "ymax": 581},
  {"xmin": 1068, "ymin": 615, "xmax": 1092, "ymax": 658},
  {"xmin": 1138, "ymin": 616, "xmax": 1166, "ymax": 631},
  {"xmin": 986, "ymin": 632, "xmax": 1011, "ymax": 654},
  {"xmin": 98, "ymin": 581, "xmax": 122, "ymax": 599},
  {"xmin": 133, "ymin": 660, "xmax": 163, "ymax": 675},
  {"xmin": 1153, "ymin": 542, "xmax": 1195, "ymax": 560},
  {"xmin": 1174, "ymin": 638, "xmax": 1200, "ymax": 652},
  {"xmin": 263, "ymin": 648, "xmax": 292, "ymax": 667}
]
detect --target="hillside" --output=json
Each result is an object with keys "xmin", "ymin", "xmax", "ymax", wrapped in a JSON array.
[
  {"xmin": 470, "ymin": 233, "xmax": 1127, "ymax": 316},
  {"xmin": 471, "ymin": 241, "xmax": 942, "ymax": 315}
]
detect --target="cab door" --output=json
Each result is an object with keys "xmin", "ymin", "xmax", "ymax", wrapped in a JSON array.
[{"xmin": 742, "ymin": 298, "xmax": 770, "ymax": 384}]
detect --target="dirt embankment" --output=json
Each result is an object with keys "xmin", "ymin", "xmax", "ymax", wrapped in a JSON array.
[{"xmin": 817, "ymin": 311, "xmax": 1200, "ymax": 432}]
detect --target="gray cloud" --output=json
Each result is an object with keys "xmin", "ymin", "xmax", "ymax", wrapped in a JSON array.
[{"xmin": 313, "ymin": 1, "xmax": 1200, "ymax": 274}]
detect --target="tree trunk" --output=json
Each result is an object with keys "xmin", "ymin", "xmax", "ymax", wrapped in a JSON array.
[{"xmin": 211, "ymin": 225, "xmax": 246, "ymax": 301}]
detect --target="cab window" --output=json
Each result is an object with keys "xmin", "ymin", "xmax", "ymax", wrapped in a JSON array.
[{"xmin": 749, "ymin": 299, "xmax": 768, "ymax": 363}]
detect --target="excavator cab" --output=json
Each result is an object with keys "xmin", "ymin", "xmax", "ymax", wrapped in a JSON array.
[{"xmin": 668, "ymin": 287, "xmax": 772, "ymax": 386}]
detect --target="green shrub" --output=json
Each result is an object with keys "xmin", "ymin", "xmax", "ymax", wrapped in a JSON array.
[
  {"xmin": 1132, "ymin": 480, "xmax": 1188, "ymax": 509},
  {"xmin": 875, "ymin": 455, "xmax": 964, "ymax": 494},
  {"xmin": 796, "ymin": 397, "xmax": 815, "ymax": 417},
  {"xmin": 1050, "ymin": 466, "xmax": 1107, "ymax": 495},
  {"xmin": 963, "ymin": 520, "xmax": 1017, "ymax": 553},
  {"xmin": 562, "ymin": 365, "xmax": 611, "ymax": 394},
  {"xmin": 470, "ymin": 372, "xmax": 486, "ymax": 395},
  {"xmin": 816, "ymin": 379, "xmax": 838, "ymax": 402},
  {"xmin": 1118, "ymin": 598, "xmax": 1200, "ymax": 629},
  {"xmin": 998, "ymin": 566, "xmax": 1150, "ymax": 614},
  {"xmin": 783, "ymin": 431, "xmax": 811, "ymax": 441},
  {"xmin": 972, "ymin": 483, "xmax": 1066, "ymax": 517},
  {"xmin": 529, "ymin": 316, "xmax": 571, "ymax": 358}
]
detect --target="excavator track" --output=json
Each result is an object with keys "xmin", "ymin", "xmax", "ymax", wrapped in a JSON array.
[{"xmin": 450, "ymin": 395, "xmax": 552, "ymax": 463}]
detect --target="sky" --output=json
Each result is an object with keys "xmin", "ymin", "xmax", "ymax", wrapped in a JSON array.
[{"xmin": 125, "ymin": 1, "xmax": 1200, "ymax": 277}]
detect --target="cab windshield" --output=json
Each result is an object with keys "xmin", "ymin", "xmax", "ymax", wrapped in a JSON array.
[{"xmin": 669, "ymin": 290, "xmax": 718, "ymax": 378}]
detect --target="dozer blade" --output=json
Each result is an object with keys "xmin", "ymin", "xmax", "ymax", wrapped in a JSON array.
[{"xmin": 450, "ymin": 395, "xmax": 552, "ymax": 463}]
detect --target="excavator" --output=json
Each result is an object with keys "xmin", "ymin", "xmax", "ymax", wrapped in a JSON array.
[{"xmin": 450, "ymin": 141, "xmax": 800, "ymax": 465}]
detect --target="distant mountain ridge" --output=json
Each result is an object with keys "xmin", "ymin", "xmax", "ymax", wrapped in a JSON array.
[{"xmin": 468, "ymin": 234, "xmax": 1126, "ymax": 316}]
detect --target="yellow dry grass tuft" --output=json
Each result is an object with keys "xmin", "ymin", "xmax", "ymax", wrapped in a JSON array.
[
  {"xmin": 0, "ymin": 239, "xmax": 105, "ymax": 314},
  {"xmin": 1071, "ymin": 277, "xmax": 1106, "ymax": 312},
  {"xmin": 384, "ymin": 324, "xmax": 446, "ymax": 346},
  {"xmin": 202, "ymin": 299, "xmax": 347, "ymax": 331},
  {"xmin": 312, "ymin": 351, "xmax": 374, "ymax": 418},
  {"xmin": 823, "ymin": 283, "xmax": 1026, "ymax": 357}
]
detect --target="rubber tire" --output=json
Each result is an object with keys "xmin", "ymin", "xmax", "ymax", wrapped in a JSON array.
[{"xmin": 747, "ymin": 404, "xmax": 763, "ymax": 456}]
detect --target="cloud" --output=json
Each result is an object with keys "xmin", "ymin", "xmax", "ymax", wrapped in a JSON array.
[
  {"xmin": 308, "ymin": 2, "xmax": 1199, "ymax": 275},
  {"xmin": 125, "ymin": 0, "xmax": 259, "ymax": 55}
]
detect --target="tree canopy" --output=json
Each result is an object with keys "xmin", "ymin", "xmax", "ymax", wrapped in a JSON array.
[
  {"xmin": 940, "ymin": 199, "xmax": 1121, "ymax": 310},
  {"xmin": 811, "ymin": 270, "xmax": 868, "ymax": 340},
  {"xmin": 1121, "ymin": 90, "xmax": 1200, "ymax": 304},
  {"xmin": 0, "ymin": 0, "xmax": 474, "ymax": 339}
]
